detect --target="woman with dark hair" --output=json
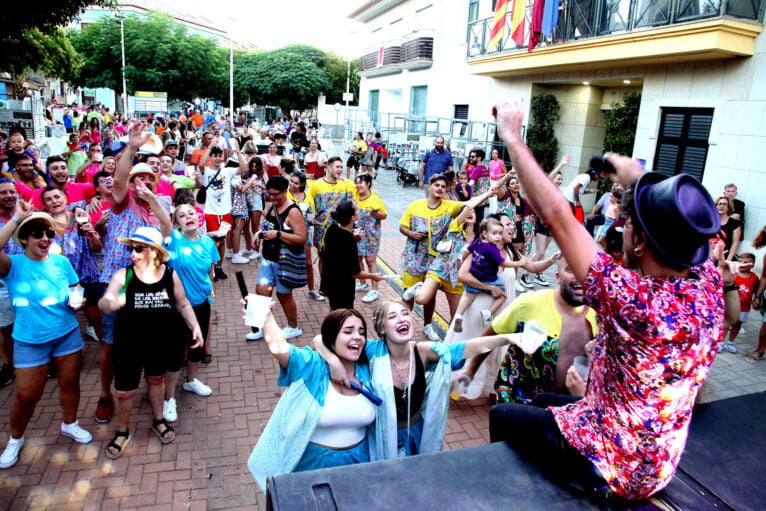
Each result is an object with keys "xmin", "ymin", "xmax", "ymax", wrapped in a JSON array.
[
  {"xmin": 248, "ymin": 307, "xmax": 375, "ymax": 491},
  {"xmin": 712, "ymin": 196, "xmax": 742, "ymax": 261},
  {"xmin": 319, "ymin": 200, "xmax": 383, "ymax": 310},
  {"xmin": 259, "ymin": 142, "xmax": 281, "ymax": 179},
  {"xmin": 497, "ymin": 176, "xmax": 536, "ymax": 290},
  {"xmin": 250, "ymin": 176, "xmax": 307, "ymax": 340},
  {"xmin": 78, "ymin": 121, "xmax": 92, "ymax": 145},
  {"xmin": 304, "ymin": 139, "xmax": 327, "ymax": 179},
  {"xmin": 346, "ymin": 132, "xmax": 366, "ymax": 180},
  {"xmin": 229, "ymin": 157, "xmax": 264, "ymax": 264},
  {"xmin": 99, "ymin": 227, "xmax": 202, "ymax": 459},
  {"xmin": 0, "ymin": 203, "xmax": 93, "ymax": 469},
  {"xmin": 353, "ymin": 173, "xmax": 387, "ymax": 303},
  {"xmin": 89, "ymin": 117, "xmax": 102, "ymax": 146},
  {"xmin": 287, "ymin": 171, "xmax": 321, "ymax": 300}
]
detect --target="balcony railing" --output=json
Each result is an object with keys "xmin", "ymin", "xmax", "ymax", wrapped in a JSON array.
[
  {"xmin": 466, "ymin": 0, "xmax": 763, "ymax": 57},
  {"xmin": 359, "ymin": 36, "xmax": 434, "ymax": 75}
]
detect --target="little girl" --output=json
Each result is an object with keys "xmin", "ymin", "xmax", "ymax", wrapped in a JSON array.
[
  {"xmin": 455, "ymin": 171, "xmax": 472, "ymax": 202},
  {"xmin": 452, "ymin": 217, "xmax": 524, "ymax": 332}
]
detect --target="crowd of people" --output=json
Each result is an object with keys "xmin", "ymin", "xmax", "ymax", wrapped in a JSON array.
[{"xmin": 0, "ymin": 102, "xmax": 763, "ymax": 506}]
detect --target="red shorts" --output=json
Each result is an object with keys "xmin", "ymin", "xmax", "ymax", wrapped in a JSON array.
[{"xmin": 205, "ymin": 213, "xmax": 233, "ymax": 232}]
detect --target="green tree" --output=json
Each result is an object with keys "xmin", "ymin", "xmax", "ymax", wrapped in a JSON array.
[
  {"xmin": 234, "ymin": 46, "xmax": 331, "ymax": 111},
  {"xmin": 324, "ymin": 54, "xmax": 360, "ymax": 105},
  {"xmin": 603, "ymin": 91, "xmax": 641, "ymax": 156},
  {"xmin": 527, "ymin": 94, "xmax": 560, "ymax": 173},
  {"xmin": 0, "ymin": 0, "xmax": 113, "ymax": 37},
  {"xmin": 69, "ymin": 13, "xmax": 228, "ymax": 100},
  {"xmin": 1, "ymin": 27, "xmax": 81, "ymax": 83}
]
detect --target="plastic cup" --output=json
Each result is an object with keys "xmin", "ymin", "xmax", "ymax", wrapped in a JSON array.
[
  {"xmin": 573, "ymin": 356, "xmax": 590, "ymax": 381},
  {"xmin": 518, "ymin": 320, "xmax": 548, "ymax": 354},
  {"xmin": 94, "ymin": 153, "xmax": 103, "ymax": 162},
  {"xmin": 68, "ymin": 285, "xmax": 85, "ymax": 308},
  {"xmin": 245, "ymin": 294, "xmax": 272, "ymax": 329}
]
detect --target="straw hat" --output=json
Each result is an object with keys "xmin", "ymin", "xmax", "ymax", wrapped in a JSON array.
[{"xmin": 117, "ymin": 226, "xmax": 169, "ymax": 262}]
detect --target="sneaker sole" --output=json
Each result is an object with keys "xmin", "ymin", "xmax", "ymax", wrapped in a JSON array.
[
  {"xmin": 94, "ymin": 416, "xmax": 112, "ymax": 424},
  {"xmin": 61, "ymin": 431, "xmax": 92, "ymax": 444}
]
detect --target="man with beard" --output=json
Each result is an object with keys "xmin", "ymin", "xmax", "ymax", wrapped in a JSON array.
[
  {"xmin": 460, "ymin": 258, "xmax": 597, "ymax": 403},
  {"xmin": 9, "ymin": 154, "xmax": 44, "ymax": 190},
  {"xmin": 15, "ymin": 156, "xmax": 96, "ymax": 211},
  {"xmin": 418, "ymin": 136, "xmax": 453, "ymax": 192}
]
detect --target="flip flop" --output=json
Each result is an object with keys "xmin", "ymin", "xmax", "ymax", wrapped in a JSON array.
[{"xmin": 745, "ymin": 350, "xmax": 764, "ymax": 363}]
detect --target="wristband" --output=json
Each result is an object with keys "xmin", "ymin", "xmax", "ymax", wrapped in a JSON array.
[
  {"xmin": 723, "ymin": 284, "xmax": 738, "ymax": 293},
  {"xmin": 11, "ymin": 216, "xmax": 21, "ymax": 224},
  {"xmin": 276, "ymin": 231, "xmax": 281, "ymax": 240}
]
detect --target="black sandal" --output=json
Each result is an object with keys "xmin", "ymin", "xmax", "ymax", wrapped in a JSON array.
[
  {"xmin": 104, "ymin": 430, "xmax": 131, "ymax": 459},
  {"xmin": 151, "ymin": 418, "xmax": 175, "ymax": 444}
]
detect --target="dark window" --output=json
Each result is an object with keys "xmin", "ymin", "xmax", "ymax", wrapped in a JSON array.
[{"xmin": 653, "ymin": 108, "xmax": 713, "ymax": 181}]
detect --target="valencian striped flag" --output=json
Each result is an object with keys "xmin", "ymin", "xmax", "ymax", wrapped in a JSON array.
[
  {"xmin": 511, "ymin": 0, "xmax": 527, "ymax": 46},
  {"xmin": 489, "ymin": 0, "xmax": 510, "ymax": 47}
]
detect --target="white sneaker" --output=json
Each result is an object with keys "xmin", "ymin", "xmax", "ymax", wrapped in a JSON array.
[
  {"xmin": 231, "ymin": 253, "xmax": 250, "ymax": 264},
  {"xmin": 481, "ymin": 309, "xmax": 492, "ymax": 327},
  {"xmin": 247, "ymin": 251, "xmax": 261, "ymax": 261},
  {"xmin": 85, "ymin": 325, "xmax": 99, "ymax": 342},
  {"xmin": 362, "ymin": 290, "xmax": 379, "ymax": 303},
  {"xmin": 423, "ymin": 323, "xmax": 440, "ymax": 341},
  {"xmin": 225, "ymin": 249, "xmax": 234, "ymax": 259},
  {"xmin": 163, "ymin": 397, "xmax": 178, "ymax": 422},
  {"xmin": 515, "ymin": 280, "xmax": 526, "ymax": 294},
  {"xmin": 0, "ymin": 437, "xmax": 24, "ymax": 469},
  {"xmin": 355, "ymin": 283, "xmax": 370, "ymax": 292},
  {"xmin": 182, "ymin": 378, "xmax": 213, "ymax": 397},
  {"xmin": 61, "ymin": 420, "xmax": 93, "ymax": 444},
  {"xmin": 308, "ymin": 290, "xmax": 326, "ymax": 301},
  {"xmin": 282, "ymin": 325, "xmax": 303, "ymax": 339},
  {"xmin": 402, "ymin": 282, "xmax": 423, "ymax": 301},
  {"xmin": 452, "ymin": 313, "xmax": 464, "ymax": 333},
  {"xmin": 246, "ymin": 329, "xmax": 263, "ymax": 341}
]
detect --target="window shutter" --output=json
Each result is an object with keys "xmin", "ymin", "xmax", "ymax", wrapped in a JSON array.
[{"xmin": 653, "ymin": 108, "xmax": 713, "ymax": 180}]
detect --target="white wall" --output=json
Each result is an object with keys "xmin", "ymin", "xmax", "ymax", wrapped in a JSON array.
[{"xmin": 635, "ymin": 32, "xmax": 766, "ymax": 241}]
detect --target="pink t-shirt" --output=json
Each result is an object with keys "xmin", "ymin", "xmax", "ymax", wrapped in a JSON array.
[{"xmin": 16, "ymin": 182, "xmax": 96, "ymax": 210}]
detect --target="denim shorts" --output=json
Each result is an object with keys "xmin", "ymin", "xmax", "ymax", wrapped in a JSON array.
[
  {"xmin": 102, "ymin": 310, "xmax": 116, "ymax": 345},
  {"xmin": 14, "ymin": 327, "xmax": 84, "ymax": 368},
  {"xmin": 464, "ymin": 277, "xmax": 505, "ymax": 295},
  {"xmin": 256, "ymin": 258, "xmax": 292, "ymax": 295}
]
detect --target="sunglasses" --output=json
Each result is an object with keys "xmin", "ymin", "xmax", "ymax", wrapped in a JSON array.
[
  {"xmin": 129, "ymin": 245, "xmax": 148, "ymax": 253},
  {"xmin": 30, "ymin": 229, "xmax": 56, "ymax": 240},
  {"xmin": 98, "ymin": 177, "xmax": 114, "ymax": 184},
  {"xmin": 16, "ymin": 163, "xmax": 34, "ymax": 167},
  {"xmin": 267, "ymin": 191, "xmax": 282, "ymax": 198}
]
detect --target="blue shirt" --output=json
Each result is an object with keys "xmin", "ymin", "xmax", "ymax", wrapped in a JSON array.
[
  {"xmin": 63, "ymin": 114, "xmax": 73, "ymax": 130},
  {"xmin": 165, "ymin": 230, "xmax": 220, "ymax": 306},
  {"xmin": 3, "ymin": 254, "xmax": 79, "ymax": 343},
  {"xmin": 421, "ymin": 149, "xmax": 454, "ymax": 183}
]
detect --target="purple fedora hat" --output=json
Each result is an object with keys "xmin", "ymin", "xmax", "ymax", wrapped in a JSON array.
[{"xmin": 634, "ymin": 172, "xmax": 720, "ymax": 268}]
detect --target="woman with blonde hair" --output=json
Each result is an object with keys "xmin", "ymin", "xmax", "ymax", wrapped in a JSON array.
[{"xmin": 99, "ymin": 227, "xmax": 202, "ymax": 459}]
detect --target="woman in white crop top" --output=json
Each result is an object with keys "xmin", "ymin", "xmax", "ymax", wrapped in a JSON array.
[{"xmin": 248, "ymin": 307, "xmax": 376, "ymax": 490}]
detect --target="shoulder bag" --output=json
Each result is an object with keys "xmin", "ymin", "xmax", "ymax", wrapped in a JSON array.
[{"xmin": 197, "ymin": 167, "xmax": 222, "ymax": 205}]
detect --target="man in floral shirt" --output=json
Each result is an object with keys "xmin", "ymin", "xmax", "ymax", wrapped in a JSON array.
[{"xmin": 489, "ymin": 101, "xmax": 724, "ymax": 502}]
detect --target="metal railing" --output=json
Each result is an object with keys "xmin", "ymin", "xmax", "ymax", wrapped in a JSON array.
[
  {"xmin": 466, "ymin": 0, "xmax": 764, "ymax": 57},
  {"xmin": 336, "ymin": 109, "xmax": 525, "ymax": 167}
]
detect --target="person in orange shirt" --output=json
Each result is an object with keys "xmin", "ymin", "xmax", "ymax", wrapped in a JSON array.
[
  {"xmin": 190, "ymin": 110, "xmax": 204, "ymax": 128},
  {"xmin": 190, "ymin": 132, "xmax": 214, "ymax": 172}
]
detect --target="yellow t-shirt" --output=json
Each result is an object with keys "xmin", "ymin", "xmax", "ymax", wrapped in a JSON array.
[
  {"xmin": 399, "ymin": 198, "xmax": 463, "ymax": 273},
  {"xmin": 353, "ymin": 191, "xmax": 387, "ymax": 215},
  {"xmin": 492, "ymin": 289, "xmax": 598, "ymax": 340}
]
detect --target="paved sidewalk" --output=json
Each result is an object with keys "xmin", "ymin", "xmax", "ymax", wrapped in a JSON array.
[{"xmin": 0, "ymin": 167, "xmax": 763, "ymax": 509}]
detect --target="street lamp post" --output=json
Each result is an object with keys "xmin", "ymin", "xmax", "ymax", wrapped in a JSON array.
[
  {"xmin": 116, "ymin": 13, "xmax": 129, "ymax": 118},
  {"xmin": 229, "ymin": 37, "xmax": 234, "ymax": 128}
]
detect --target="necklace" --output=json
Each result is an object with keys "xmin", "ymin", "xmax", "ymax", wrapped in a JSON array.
[{"xmin": 390, "ymin": 353, "xmax": 412, "ymax": 398}]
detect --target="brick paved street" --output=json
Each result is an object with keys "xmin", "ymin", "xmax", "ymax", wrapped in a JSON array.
[{"xmin": 0, "ymin": 167, "xmax": 763, "ymax": 509}]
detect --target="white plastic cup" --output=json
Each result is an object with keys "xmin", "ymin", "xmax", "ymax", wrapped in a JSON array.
[
  {"xmin": 573, "ymin": 356, "xmax": 590, "ymax": 381},
  {"xmin": 450, "ymin": 374, "xmax": 470, "ymax": 400},
  {"xmin": 518, "ymin": 320, "xmax": 548, "ymax": 354},
  {"xmin": 245, "ymin": 294, "xmax": 272, "ymax": 329},
  {"xmin": 68, "ymin": 285, "xmax": 85, "ymax": 308},
  {"xmin": 94, "ymin": 153, "xmax": 103, "ymax": 162}
]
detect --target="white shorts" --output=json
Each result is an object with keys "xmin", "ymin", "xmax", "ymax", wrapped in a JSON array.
[{"xmin": 740, "ymin": 311, "xmax": 749, "ymax": 323}]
